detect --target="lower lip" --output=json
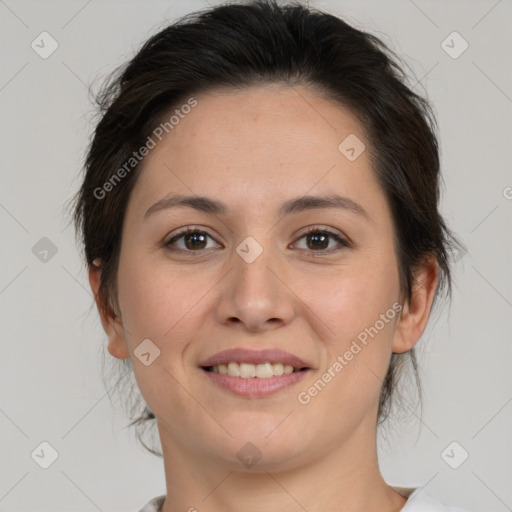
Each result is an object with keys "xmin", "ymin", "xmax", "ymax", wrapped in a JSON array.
[{"xmin": 201, "ymin": 368, "xmax": 311, "ymax": 398}]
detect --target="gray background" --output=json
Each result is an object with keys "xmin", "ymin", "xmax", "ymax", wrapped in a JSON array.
[{"xmin": 1, "ymin": 0, "xmax": 511, "ymax": 510}]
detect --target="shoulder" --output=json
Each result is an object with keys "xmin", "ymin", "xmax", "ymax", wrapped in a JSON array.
[
  {"xmin": 393, "ymin": 487, "xmax": 467, "ymax": 512},
  {"xmin": 137, "ymin": 494, "xmax": 166, "ymax": 512}
]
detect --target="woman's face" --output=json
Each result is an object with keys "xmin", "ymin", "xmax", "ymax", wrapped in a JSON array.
[{"xmin": 95, "ymin": 84, "xmax": 433, "ymax": 471}]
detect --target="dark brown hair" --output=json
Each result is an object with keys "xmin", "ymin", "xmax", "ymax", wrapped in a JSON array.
[{"xmin": 72, "ymin": 0, "xmax": 462, "ymax": 456}]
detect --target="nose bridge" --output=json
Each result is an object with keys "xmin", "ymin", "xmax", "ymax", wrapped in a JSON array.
[
  {"xmin": 235, "ymin": 234, "xmax": 277, "ymax": 293},
  {"xmin": 234, "ymin": 233, "xmax": 280, "ymax": 302},
  {"xmin": 216, "ymin": 233, "xmax": 294, "ymax": 330}
]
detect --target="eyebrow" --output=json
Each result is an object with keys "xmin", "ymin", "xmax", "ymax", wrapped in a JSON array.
[{"xmin": 143, "ymin": 193, "xmax": 369, "ymax": 220}]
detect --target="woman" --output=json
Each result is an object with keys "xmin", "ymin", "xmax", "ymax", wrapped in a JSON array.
[{"xmin": 73, "ymin": 1, "xmax": 466, "ymax": 510}]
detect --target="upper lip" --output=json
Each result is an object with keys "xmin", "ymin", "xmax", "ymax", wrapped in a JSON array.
[{"xmin": 199, "ymin": 348, "xmax": 313, "ymax": 369}]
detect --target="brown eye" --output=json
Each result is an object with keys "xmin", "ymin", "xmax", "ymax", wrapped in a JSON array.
[
  {"xmin": 165, "ymin": 228, "xmax": 219, "ymax": 252},
  {"xmin": 165, "ymin": 226, "xmax": 349, "ymax": 255},
  {"xmin": 294, "ymin": 227, "xmax": 350, "ymax": 253},
  {"xmin": 306, "ymin": 232, "xmax": 329, "ymax": 250}
]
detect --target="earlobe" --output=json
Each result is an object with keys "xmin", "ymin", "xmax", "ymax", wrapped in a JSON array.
[
  {"xmin": 392, "ymin": 256, "xmax": 439, "ymax": 354},
  {"xmin": 88, "ymin": 260, "xmax": 130, "ymax": 360}
]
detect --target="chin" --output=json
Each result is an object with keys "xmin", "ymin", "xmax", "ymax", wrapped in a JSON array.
[{"xmin": 212, "ymin": 426, "xmax": 310, "ymax": 472}]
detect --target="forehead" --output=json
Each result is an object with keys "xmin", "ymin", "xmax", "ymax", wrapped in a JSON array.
[
  {"xmin": 128, "ymin": 84, "xmax": 385, "ymax": 220},
  {"xmin": 162, "ymin": 84, "xmax": 366, "ymax": 162}
]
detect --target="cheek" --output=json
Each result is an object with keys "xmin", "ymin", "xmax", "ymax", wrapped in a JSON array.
[
  {"xmin": 116, "ymin": 255, "xmax": 194, "ymax": 344},
  {"xmin": 296, "ymin": 277, "xmax": 399, "ymax": 431},
  {"xmin": 115, "ymin": 257, "xmax": 204, "ymax": 407},
  {"xmin": 297, "ymin": 252, "xmax": 400, "ymax": 397},
  {"xmin": 301, "ymin": 257, "xmax": 400, "ymax": 343}
]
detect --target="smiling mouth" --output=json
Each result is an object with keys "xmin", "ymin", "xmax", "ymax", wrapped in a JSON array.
[{"xmin": 202, "ymin": 362, "xmax": 308, "ymax": 378}]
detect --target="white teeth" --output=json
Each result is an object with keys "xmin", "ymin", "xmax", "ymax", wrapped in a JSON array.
[
  {"xmin": 227, "ymin": 362, "xmax": 240, "ymax": 377},
  {"xmin": 209, "ymin": 362, "xmax": 301, "ymax": 378},
  {"xmin": 256, "ymin": 363, "xmax": 273, "ymax": 378},
  {"xmin": 283, "ymin": 364, "xmax": 294, "ymax": 374},
  {"xmin": 272, "ymin": 363, "xmax": 284, "ymax": 376},
  {"xmin": 239, "ymin": 363, "xmax": 256, "ymax": 378}
]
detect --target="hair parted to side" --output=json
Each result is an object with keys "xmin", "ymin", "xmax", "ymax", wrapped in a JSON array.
[{"xmin": 72, "ymin": 0, "xmax": 463, "ymax": 456}]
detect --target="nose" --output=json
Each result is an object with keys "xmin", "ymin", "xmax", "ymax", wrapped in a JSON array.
[{"xmin": 214, "ymin": 238, "xmax": 296, "ymax": 333}]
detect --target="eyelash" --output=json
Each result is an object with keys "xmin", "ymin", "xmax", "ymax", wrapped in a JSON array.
[{"xmin": 164, "ymin": 226, "xmax": 350, "ymax": 255}]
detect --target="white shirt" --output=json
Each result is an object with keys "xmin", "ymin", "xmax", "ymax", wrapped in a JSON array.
[
  {"xmin": 394, "ymin": 487, "xmax": 467, "ymax": 511},
  {"xmin": 137, "ymin": 487, "xmax": 467, "ymax": 511}
]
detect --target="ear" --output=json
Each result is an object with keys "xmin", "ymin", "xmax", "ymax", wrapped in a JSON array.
[
  {"xmin": 88, "ymin": 259, "xmax": 130, "ymax": 360},
  {"xmin": 392, "ymin": 255, "xmax": 439, "ymax": 354}
]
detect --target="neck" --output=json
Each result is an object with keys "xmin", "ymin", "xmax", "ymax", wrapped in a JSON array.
[{"xmin": 157, "ymin": 418, "xmax": 406, "ymax": 512}]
